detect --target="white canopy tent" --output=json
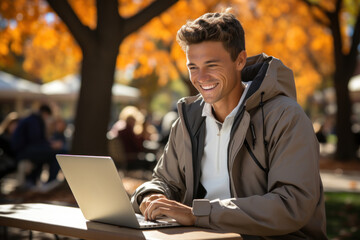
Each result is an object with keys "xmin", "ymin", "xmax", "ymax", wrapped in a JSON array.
[
  {"xmin": 0, "ymin": 71, "xmax": 44, "ymax": 114},
  {"xmin": 0, "ymin": 71, "xmax": 42, "ymax": 99},
  {"xmin": 0, "ymin": 71, "xmax": 140, "ymax": 117},
  {"xmin": 40, "ymin": 74, "xmax": 140, "ymax": 102},
  {"xmin": 0, "ymin": 71, "xmax": 140, "ymax": 102}
]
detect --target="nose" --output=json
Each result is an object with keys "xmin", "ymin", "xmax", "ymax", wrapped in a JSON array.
[{"xmin": 197, "ymin": 69, "xmax": 209, "ymax": 83}]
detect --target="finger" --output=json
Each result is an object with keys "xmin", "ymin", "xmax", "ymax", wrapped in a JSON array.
[
  {"xmin": 140, "ymin": 197, "xmax": 151, "ymax": 215},
  {"xmin": 146, "ymin": 200, "xmax": 196, "ymax": 225},
  {"xmin": 145, "ymin": 200, "xmax": 174, "ymax": 220},
  {"xmin": 139, "ymin": 201, "xmax": 147, "ymax": 216},
  {"xmin": 150, "ymin": 206, "xmax": 171, "ymax": 220},
  {"xmin": 140, "ymin": 194, "xmax": 166, "ymax": 216}
]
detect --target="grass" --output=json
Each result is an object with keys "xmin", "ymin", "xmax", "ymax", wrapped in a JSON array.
[{"xmin": 325, "ymin": 192, "xmax": 360, "ymax": 239}]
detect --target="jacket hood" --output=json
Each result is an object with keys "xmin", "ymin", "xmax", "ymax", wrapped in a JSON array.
[{"xmin": 242, "ymin": 53, "xmax": 296, "ymax": 111}]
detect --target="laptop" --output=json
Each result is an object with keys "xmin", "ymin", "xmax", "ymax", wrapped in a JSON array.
[{"xmin": 56, "ymin": 154, "xmax": 180, "ymax": 229}]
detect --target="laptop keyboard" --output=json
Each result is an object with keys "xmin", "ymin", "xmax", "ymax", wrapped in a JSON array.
[
  {"xmin": 138, "ymin": 218, "xmax": 175, "ymax": 228},
  {"xmin": 136, "ymin": 214, "xmax": 178, "ymax": 228}
]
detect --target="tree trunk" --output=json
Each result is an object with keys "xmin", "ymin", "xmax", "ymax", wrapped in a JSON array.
[
  {"xmin": 46, "ymin": 0, "xmax": 179, "ymax": 155},
  {"xmin": 334, "ymin": 68, "xmax": 357, "ymax": 160},
  {"xmin": 328, "ymin": 4, "xmax": 358, "ymax": 161},
  {"xmin": 71, "ymin": 42, "xmax": 120, "ymax": 155}
]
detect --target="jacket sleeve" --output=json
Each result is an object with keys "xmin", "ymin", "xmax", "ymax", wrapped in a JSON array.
[
  {"xmin": 193, "ymin": 101, "xmax": 323, "ymax": 236},
  {"xmin": 131, "ymin": 119, "xmax": 186, "ymax": 213}
]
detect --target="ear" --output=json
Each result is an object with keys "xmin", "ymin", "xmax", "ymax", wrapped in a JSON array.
[{"xmin": 235, "ymin": 50, "xmax": 247, "ymax": 71}]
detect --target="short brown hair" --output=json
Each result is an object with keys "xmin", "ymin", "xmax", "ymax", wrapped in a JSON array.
[{"xmin": 176, "ymin": 11, "xmax": 245, "ymax": 61}]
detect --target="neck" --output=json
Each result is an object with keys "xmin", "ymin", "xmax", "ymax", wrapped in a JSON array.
[{"xmin": 212, "ymin": 85, "xmax": 245, "ymax": 123}]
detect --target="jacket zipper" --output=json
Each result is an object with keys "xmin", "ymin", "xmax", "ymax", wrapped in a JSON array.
[{"xmin": 227, "ymin": 106, "xmax": 246, "ymax": 197}]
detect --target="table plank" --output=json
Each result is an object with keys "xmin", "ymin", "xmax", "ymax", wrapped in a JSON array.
[{"xmin": 0, "ymin": 203, "xmax": 242, "ymax": 240}]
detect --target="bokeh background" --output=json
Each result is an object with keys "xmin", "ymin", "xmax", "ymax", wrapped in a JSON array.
[{"xmin": 0, "ymin": 0, "xmax": 359, "ymax": 239}]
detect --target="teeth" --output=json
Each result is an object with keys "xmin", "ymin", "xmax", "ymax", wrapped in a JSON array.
[{"xmin": 201, "ymin": 84, "xmax": 217, "ymax": 90}]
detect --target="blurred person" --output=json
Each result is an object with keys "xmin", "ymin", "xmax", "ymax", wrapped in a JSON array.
[
  {"xmin": 0, "ymin": 112, "xmax": 19, "ymax": 179},
  {"xmin": 50, "ymin": 117, "xmax": 69, "ymax": 153},
  {"xmin": 109, "ymin": 106, "xmax": 146, "ymax": 170},
  {"xmin": 11, "ymin": 104, "xmax": 61, "ymax": 188},
  {"xmin": 140, "ymin": 114, "xmax": 159, "ymax": 142},
  {"xmin": 131, "ymin": 10, "xmax": 327, "ymax": 239},
  {"xmin": 108, "ymin": 106, "xmax": 143, "ymax": 138}
]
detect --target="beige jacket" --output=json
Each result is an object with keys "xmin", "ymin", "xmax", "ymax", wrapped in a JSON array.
[{"xmin": 131, "ymin": 54, "xmax": 327, "ymax": 239}]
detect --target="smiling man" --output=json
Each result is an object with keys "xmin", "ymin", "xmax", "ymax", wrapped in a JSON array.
[{"xmin": 131, "ymin": 10, "xmax": 327, "ymax": 239}]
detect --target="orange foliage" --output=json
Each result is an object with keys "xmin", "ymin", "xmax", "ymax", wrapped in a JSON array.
[
  {"xmin": 0, "ymin": 0, "xmax": 337, "ymax": 105},
  {"xmin": 69, "ymin": 0, "xmax": 96, "ymax": 29},
  {"xmin": 0, "ymin": 0, "xmax": 81, "ymax": 80},
  {"xmin": 115, "ymin": 0, "xmax": 334, "ymax": 105},
  {"xmin": 116, "ymin": 0, "xmax": 232, "ymax": 83},
  {"xmin": 234, "ymin": 0, "xmax": 333, "ymax": 104}
]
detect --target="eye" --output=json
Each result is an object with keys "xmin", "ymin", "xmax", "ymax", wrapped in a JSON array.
[
  {"xmin": 188, "ymin": 66, "xmax": 198, "ymax": 71},
  {"xmin": 207, "ymin": 64, "xmax": 217, "ymax": 68}
]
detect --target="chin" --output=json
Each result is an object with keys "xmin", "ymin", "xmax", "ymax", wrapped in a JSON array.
[{"xmin": 202, "ymin": 98, "xmax": 216, "ymax": 105}]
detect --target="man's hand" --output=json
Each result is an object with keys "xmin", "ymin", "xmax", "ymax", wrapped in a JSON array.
[
  {"xmin": 139, "ymin": 193, "xmax": 166, "ymax": 215},
  {"xmin": 139, "ymin": 193, "xmax": 196, "ymax": 226}
]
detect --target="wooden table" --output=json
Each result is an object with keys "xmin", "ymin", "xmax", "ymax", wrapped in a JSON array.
[{"xmin": 0, "ymin": 203, "xmax": 242, "ymax": 240}]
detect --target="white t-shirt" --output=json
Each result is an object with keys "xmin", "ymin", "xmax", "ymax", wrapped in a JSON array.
[{"xmin": 200, "ymin": 81, "xmax": 252, "ymax": 200}]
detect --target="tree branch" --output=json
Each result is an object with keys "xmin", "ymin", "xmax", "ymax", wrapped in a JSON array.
[
  {"xmin": 46, "ymin": 0, "xmax": 94, "ymax": 49},
  {"xmin": 299, "ymin": 0, "xmax": 330, "ymax": 16},
  {"xmin": 327, "ymin": 0, "xmax": 344, "ymax": 68},
  {"xmin": 312, "ymin": 12, "xmax": 331, "ymax": 27},
  {"xmin": 123, "ymin": 0, "xmax": 178, "ymax": 36},
  {"xmin": 96, "ymin": 0, "xmax": 123, "ymax": 41},
  {"xmin": 299, "ymin": 0, "xmax": 330, "ymax": 27},
  {"xmin": 335, "ymin": 0, "xmax": 342, "ymax": 15}
]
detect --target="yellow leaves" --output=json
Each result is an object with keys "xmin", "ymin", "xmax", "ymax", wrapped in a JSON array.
[
  {"xmin": 9, "ymin": 27, "xmax": 22, "ymax": 42},
  {"xmin": 170, "ymin": 44, "xmax": 185, "ymax": 62},
  {"xmin": 143, "ymin": 41, "xmax": 155, "ymax": 52},
  {"xmin": 189, "ymin": 0, "xmax": 208, "ymax": 14},
  {"xmin": 69, "ymin": 0, "xmax": 96, "ymax": 29},
  {"xmin": 33, "ymin": 27, "xmax": 58, "ymax": 49},
  {"xmin": 143, "ymin": 18, "xmax": 172, "ymax": 42},
  {"xmin": 311, "ymin": 30, "xmax": 332, "ymax": 51},
  {"xmin": 119, "ymin": 0, "xmax": 154, "ymax": 17},
  {"xmin": 168, "ymin": 65, "xmax": 179, "ymax": 80},
  {"xmin": 115, "ymin": 0, "xmax": 333, "ymax": 105},
  {"xmin": 160, "ymin": 12, "xmax": 173, "ymax": 26},
  {"xmin": 295, "ymin": 70, "xmax": 322, "ymax": 105},
  {"xmin": 172, "ymin": 0, "xmax": 188, "ymax": 13},
  {"xmin": 0, "ymin": 33, "xmax": 10, "ymax": 56},
  {"xmin": 318, "ymin": 0, "xmax": 336, "ymax": 12},
  {"xmin": 0, "ymin": 0, "xmax": 337, "ymax": 106},
  {"xmin": 23, "ymin": 41, "xmax": 80, "ymax": 83},
  {"xmin": 286, "ymin": 26, "xmax": 308, "ymax": 51},
  {"xmin": 117, "ymin": 0, "xmax": 229, "ymax": 87},
  {"xmin": 138, "ymin": 54, "xmax": 149, "ymax": 66},
  {"xmin": 10, "ymin": 41, "xmax": 22, "ymax": 54},
  {"xmin": 231, "ymin": 0, "xmax": 334, "ymax": 106}
]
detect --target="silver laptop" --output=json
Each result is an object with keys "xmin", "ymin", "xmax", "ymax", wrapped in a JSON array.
[{"xmin": 56, "ymin": 154, "xmax": 180, "ymax": 229}]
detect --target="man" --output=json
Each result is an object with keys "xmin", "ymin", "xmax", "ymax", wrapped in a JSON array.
[
  {"xmin": 131, "ymin": 11, "xmax": 327, "ymax": 239},
  {"xmin": 12, "ymin": 104, "xmax": 61, "ymax": 188}
]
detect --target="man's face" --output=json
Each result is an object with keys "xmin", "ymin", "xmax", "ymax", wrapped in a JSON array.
[{"xmin": 186, "ymin": 41, "xmax": 246, "ymax": 109}]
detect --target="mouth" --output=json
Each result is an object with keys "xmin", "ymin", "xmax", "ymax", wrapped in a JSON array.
[{"xmin": 200, "ymin": 83, "xmax": 218, "ymax": 91}]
